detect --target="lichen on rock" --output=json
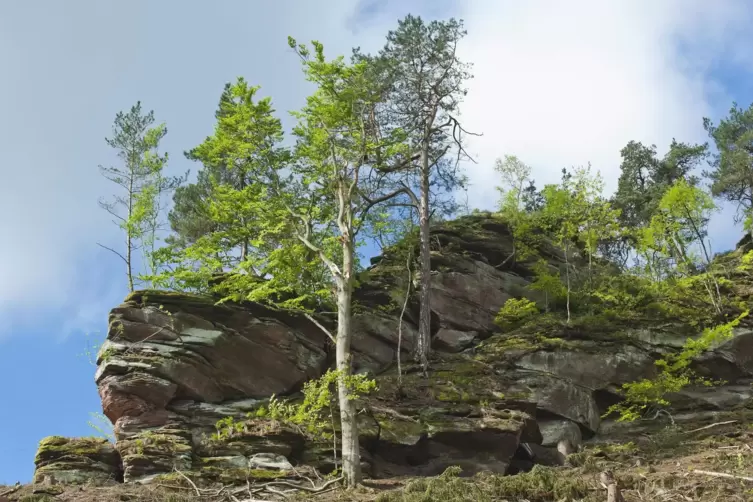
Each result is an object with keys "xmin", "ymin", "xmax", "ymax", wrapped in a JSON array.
[{"xmin": 30, "ymin": 213, "xmax": 753, "ymax": 492}]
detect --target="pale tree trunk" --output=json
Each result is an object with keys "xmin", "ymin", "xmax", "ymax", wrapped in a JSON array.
[
  {"xmin": 397, "ymin": 248, "xmax": 412, "ymax": 388},
  {"xmin": 335, "ymin": 235, "xmax": 361, "ymax": 487},
  {"xmin": 564, "ymin": 241, "xmax": 571, "ymax": 324},
  {"xmin": 416, "ymin": 146, "xmax": 432, "ymax": 373},
  {"xmin": 126, "ymin": 166, "xmax": 135, "ymax": 292}
]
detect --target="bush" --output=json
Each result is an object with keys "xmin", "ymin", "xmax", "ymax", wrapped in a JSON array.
[{"xmin": 494, "ymin": 298, "xmax": 539, "ymax": 331}]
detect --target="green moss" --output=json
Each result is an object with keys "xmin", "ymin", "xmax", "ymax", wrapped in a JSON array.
[
  {"xmin": 125, "ymin": 289, "xmax": 223, "ymax": 313},
  {"xmin": 120, "ymin": 432, "xmax": 191, "ymax": 458},
  {"xmin": 199, "ymin": 466, "xmax": 286, "ymax": 483},
  {"xmin": 476, "ymin": 336, "xmax": 538, "ymax": 360},
  {"xmin": 35, "ymin": 436, "xmax": 115, "ymax": 466},
  {"xmin": 19, "ymin": 495, "xmax": 57, "ymax": 502}
]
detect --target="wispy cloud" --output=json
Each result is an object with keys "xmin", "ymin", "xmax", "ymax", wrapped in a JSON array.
[
  {"xmin": 451, "ymin": 0, "xmax": 753, "ymax": 251},
  {"xmin": 1, "ymin": 0, "xmax": 751, "ymax": 338}
]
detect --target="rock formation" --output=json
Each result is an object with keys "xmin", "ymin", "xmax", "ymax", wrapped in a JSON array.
[{"xmin": 32, "ymin": 213, "xmax": 753, "ymax": 488}]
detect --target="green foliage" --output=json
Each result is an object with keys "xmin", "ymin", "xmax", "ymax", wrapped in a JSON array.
[
  {"xmin": 536, "ymin": 165, "xmax": 622, "ymax": 320},
  {"xmin": 705, "ymin": 102, "xmax": 753, "ymax": 230},
  {"xmin": 529, "ymin": 260, "xmax": 566, "ymax": 311},
  {"xmin": 494, "ymin": 298, "xmax": 539, "ymax": 331},
  {"xmin": 256, "ymin": 369, "xmax": 377, "ymax": 442},
  {"xmin": 144, "ymin": 76, "xmax": 339, "ymax": 308},
  {"xmin": 495, "ymin": 155, "xmax": 541, "ymax": 262},
  {"xmin": 98, "ymin": 101, "xmax": 184, "ymax": 291},
  {"xmin": 637, "ymin": 178, "xmax": 722, "ymax": 313},
  {"xmin": 613, "ymin": 140, "xmax": 706, "ymax": 229},
  {"xmin": 607, "ymin": 310, "xmax": 749, "ymax": 421}
]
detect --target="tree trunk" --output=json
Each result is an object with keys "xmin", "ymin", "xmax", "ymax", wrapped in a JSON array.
[
  {"xmin": 416, "ymin": 148, "xmax": 432, "ymax": 373},
  {"xmin": 397, "ymin": 247, "xmax": 412, "ymax": 388},
  {"xmin": 336, "ymin": 240, "xmax": 361, "ymax": 487},
  {"xmin": 564, "ymin": 241, "xmax": 571, "ymax": 323},
  {"xmin": 126, "ymin": 235, "xmax": 134, "ymax": 292},
  {"xmin": 127, "ymin": 170, "xmax": 135, "ymax": 293}
]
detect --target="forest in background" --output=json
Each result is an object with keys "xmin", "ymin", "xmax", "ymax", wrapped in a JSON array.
[{"xmin": 94, "ymin": 14, "xmax": 753, "ymax": 487}]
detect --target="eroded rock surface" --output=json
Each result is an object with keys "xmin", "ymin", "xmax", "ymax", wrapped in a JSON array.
[
  {"xmin": 34, "ymin": 437, "xmax": 122, "ymax": 485},
  {"xmin": 33, "ymin": 213, "xmax": 753, "ymax": 487}
]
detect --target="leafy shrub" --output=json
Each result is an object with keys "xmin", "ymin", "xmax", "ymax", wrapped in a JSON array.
[
  {"xmin": 606, "ymin": 310, "xmax": 748, "ymax": 421},
  {"xmin": 494, "ymin": 297, "xmax": 539, "ymax": 331}
]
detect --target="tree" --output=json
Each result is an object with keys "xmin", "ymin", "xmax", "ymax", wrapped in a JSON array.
[
  {"xmin": 704, "ymin": 102, "xmax": 753, "ymax": 235},
  {"xmin": 613, "ymin": 140, "xmax": 706, "ymax": 228},
  {"xmin": 539, "ymin": 166, "xmax": 619, "ymax": 321},
  {"xmin": 278, "ymin": 38, "xmax": 410, "ymax": 485},
  {"xmin": 608, "ymin": 139, "xmax": 706, "ymax": 270},
  {"xmin": 638, "ymin": 179, "xmax": 721, "ymax": 312},
  {"xmin": 494, "ymin": 155, "xmax": 536, "ymax": 265},
  {"xmin": 540, "ymin": 178, "xmax": 578, "ymax": 323},
  {"xmin": 571, "ymin": 166, "xmax": 621, "ymax": 287},
  {"xmin": 147, "ymin": 80, "xmax": 327, "ymax": 303},
  {"xmin": 521, "ymin": 179, "xmax": 545, "ymax": 213},
  {"xmin": 166, "ymin": 170, "xmax": 217, "ymax": 250},
  {"xmin": 98, "ymin": 102, "xmax": 182, "ymax": 292},
  {"xmin": 358, "ymin": 15, "xmax": 475, "ymax": 372}
]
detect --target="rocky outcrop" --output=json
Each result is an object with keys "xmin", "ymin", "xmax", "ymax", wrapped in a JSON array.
[
  {"xmin": 34, "ymin": 213, "xmax": 753, "ymax": 487},
  {"xmin": 33, "ymin": 437, "xmax": 121, "ymax": 485}
]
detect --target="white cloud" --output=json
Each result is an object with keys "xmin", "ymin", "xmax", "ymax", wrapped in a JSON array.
[
  {"xmin": 456, "ymin": 0, "xmax": 753, "ymax": 215},
  {"xmin": 1, "ymin": 0, "xmax": 752, "ymax": 337}
]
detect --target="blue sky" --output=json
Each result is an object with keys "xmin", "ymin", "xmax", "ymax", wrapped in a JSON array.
[{"xmin": 2, "ymin": 0, "xmax": 753, "ymax": 484}]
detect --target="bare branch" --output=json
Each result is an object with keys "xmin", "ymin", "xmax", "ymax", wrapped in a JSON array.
[
  {"xmin": 96, "ymin": 242, "xmax": 128, "ymax": 265},
  {"xmin": 359, "ymin": 186, "xmax": 411, "ymax": 217},
  {"xmin": 685, "ymin": 420, "xmax": 738, "ymax": 434},
  {"xmin": 692, "ymin": 469, "xmax": 753, "ymax": 483},
  {"xmin": 173, "ymin": 468, "xmax": 201, "ymax": 497},
  {"xmin": 304, "ymin": 313, "xmax": 336, "ymax": 344}
]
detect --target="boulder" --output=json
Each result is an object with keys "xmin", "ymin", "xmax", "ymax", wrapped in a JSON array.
[
  {"xmin": 538, "ymin": 419, "xmax": 583, "ymax": 448},
  {"xmin": 33, "ymin": 436, "xmax": 121, "ymax": 485},
  {"xmin": 434, "ymin": 328, "xmax": 478, "ymax": 353}
]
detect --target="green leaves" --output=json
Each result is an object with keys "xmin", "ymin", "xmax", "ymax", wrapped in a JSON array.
[
  {"xmin": 613, "ymin": 140, "xmax": 706, "ymax": 229},
  {"xmin": 253, "ymin": 369, "xmax": 377, "ymax": 442},
  {"xmin": 99, "ymin": 101, "xmax": 184, "ymax": 291},
  {"xmin": 705, "ymin": 102, "xmax": 753, "ymax": 228},
  {"xmin": 494, "ymin": 298, "xmax": 539, "ymax": 332},
  {"xmin": 607, "ymin": 310, "xmax": 749, "ymax": 422}
]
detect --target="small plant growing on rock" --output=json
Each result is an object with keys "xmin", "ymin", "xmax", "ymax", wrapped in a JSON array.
[
  {"xmin": 213, "ymin": 416, "xmax": 246, "ymax": 441},
  {"xmin": 606, "ymin": 310, "xmax": 749, "ymax": 421},
  {"xmin": 256, "ymin": 369, "xmax": 377, "ymax": 470},
  {"xmin": 494, "ymin": 297, "xmax": 539, "ymax": 332}
]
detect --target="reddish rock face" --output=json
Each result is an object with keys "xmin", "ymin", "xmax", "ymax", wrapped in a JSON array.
[
  {"xmin": 97, "ymin": 294, "xmax": 331, "ymax": 423},
  {"xmin": 80, "ymin": 214, "xmax": 753, "ymax": 486}
]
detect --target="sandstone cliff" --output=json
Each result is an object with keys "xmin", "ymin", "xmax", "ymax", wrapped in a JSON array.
[{"xmin": 23, "ymin": 212, "xmax": 753, "ymax": 501}]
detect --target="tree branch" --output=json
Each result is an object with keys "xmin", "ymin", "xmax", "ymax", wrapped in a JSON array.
[
  {"xmin": 96, "ymin": 242, "xmax": 128, "ymax": 265},
  {"xmin": 359, "ymin": 186, "xmax": 412, "ymax": 217},
  {"xmin": 304, "ymin": 313, "xmax": 336, "ymax": 344}
]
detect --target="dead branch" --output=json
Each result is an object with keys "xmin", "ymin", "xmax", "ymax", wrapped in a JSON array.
[
  {"xmin": 0, "ymin": 483, "xmax": 21, "ymax": 497},
  {"xmin": 685, "ymin": 420, "xmax": 738, "ymax": 434},
  {"xmin": 599, "ymin": 471, "xmax": 624, "ymax": 502},
  {"xmin": 96, "ymin": 242, "xmax": 129, "ymax": 265},
  {"xmin": 304, "ymin": 313, "xmax": 336, "ymax": 344},
  {"xmin": 173, "ymin": 468, "xmax": 201, "ymax": 497},
  {"xmin": 261, "ymin": 475, "xmax": 343, "ymax": 493},
  {"xmin": 691, "ymin": 469, "xmax": 753, "ymax": 482}
]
